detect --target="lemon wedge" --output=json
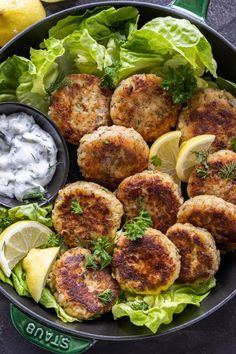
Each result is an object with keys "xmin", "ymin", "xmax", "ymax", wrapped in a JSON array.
[
  {"xmin": 23, "ymin": 247, "xmax": 60, "ymax": 302},
  {"xmin": 0, "ymin": 221, "xmax": 52, "ymax": 277},
  {"xmin": 149, "ymin": 131, "xmax": 182, "ymax": 185},
  {"xmin": 0, "ymin": 0, "xmax": 46, "ymax": 47},
  {"xmin": 176, "ymin": 134, "xmax": 215, "ymax": 182}
]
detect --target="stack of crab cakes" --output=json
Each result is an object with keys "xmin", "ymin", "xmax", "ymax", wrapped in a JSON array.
[{"xmin": 47, "ymin": 72, "xmax": 236, "ymax": 323}]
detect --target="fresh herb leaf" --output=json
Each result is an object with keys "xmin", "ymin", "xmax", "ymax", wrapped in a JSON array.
[
  {"xmin": 100, "ymin": 61, "xmax": 120, "ymax": 89},
  {"xmin": 150, "ymin": 155, "xmax": 162, "ymax": 167},
  {"xmin": 123, "ymin": 209, "xmax": 153, "ymax": 241},
  {"xmin": 23, "ymin": 189, "xmax": 47, "ymax": 202},
  {"xmin": 130, "ymin": 301, "xmax": 149, "ymax": 311},
  {"xmin": 218, "ymin": 162, "xmax": 236, "ymax": 180},
  {"xmin": 46, "ymin": 72, "xmax": 73, "ymax": 95},
  {"xmin": 231, "ymin": 137, "xmax": 236, "ymax": 152},
  {"xmin": 92, "ymin": 236, "xmax": 112, "ymax": 269},
  {"xmin": 103, "ymin": 140, "xmax": 110, "ymax": 145},
  {"xmin": 193, "ymin": 150, "xmax": 211, "ymax": 179},
  {"xmin": 40, "ymin": 232, "xmax": 63, "ymax": 248},
  {"xmin": 85, "ymin": 255, "xmax": 97, "ymax": 270},
  {"xmin": 0, "ymin": 207, "xmax": 13, "ymax": 233},
  {"xmin": 195, "ymin": 167, "xmax": 210, "ymax": 179},
  {"xmin": 71, "ymin": 199, "xmax": 83, "ymax": 215},
  {"xmin": 97, "ymin": 289, "xmax": 113, "ymax": 304},
  {"xmin": 161, "ymin": 65, "xmax": 197, "ymax": 104}
]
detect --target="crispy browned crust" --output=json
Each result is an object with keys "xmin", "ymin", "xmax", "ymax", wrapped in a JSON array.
[
  {"xmin": 188, "ymin": 150, "xmax": 236, "ymax": 204},
  {"xmin": 177, "ymin": 195, "xmax": 236, "ymax": 253},
  {"xmin": 112, "ymin": 228, "xmax": 180, "ymax": 294},
  {"xmin": 166, "ymin": 223, "xmax": 220, "ymax": 283},
  {"xmin": 49, "ymin": 74, "xmax": 112, "ymax": 145},
  {"xmin": 177, "ymin": 88, "xmax": 236, "ymax": 151},
  {"xmin": 116, "ymin": 170, "xmax": 183, "ymax": 234},
  {"xmin": 77, "ymin": 125, "xmax": 149, "ymax": 189},
  {"xmin": 47, "ymin": 248, "xmax": 119, "ymax": 320},
  {"xmin": 52, "ymin": 181, "xmax": 123, "ymax": 248},
  {"xmin": 110, "ymin": 74, "xmax": 180, "ymax": 142}
]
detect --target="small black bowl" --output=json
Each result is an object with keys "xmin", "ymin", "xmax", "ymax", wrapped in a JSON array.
[{"xmin": 0, "ymin": 102, "xmax": 69, "ymax": 208}]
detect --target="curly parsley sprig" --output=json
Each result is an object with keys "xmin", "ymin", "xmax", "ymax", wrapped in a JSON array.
[
  {"xmin": 161, "ymin": 64, "xmax": 197, "ymax": 104},
  {"xmin": 123, "ymin": 207, "xmax": 153, "ymax": 241},
  {"xmin": 85, "ymin": 236, "xmax": 113, "ymax": 270}
]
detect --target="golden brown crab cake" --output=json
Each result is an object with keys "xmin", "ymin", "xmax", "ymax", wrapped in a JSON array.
[
  {"xmin": 187, "ymin": 150, "xmax": 236, "ymax": 204},
  {"xmin": 116, "ymin": 170, "xmax": 183, "ymax": 234},
  {"xmin": 47, "ymin": 248, "xmax": 119, "ymax": 321},
  {"xmin": 110, "ymin": 74, "xmax": 180, "ymax": 142},
  {"xmin": 77, "ymin": 125, "xmax": 149, "ymax": 189},
  {"xmin": 166, "ymin": 223, "xmax": 220, "ymax": 283},
  {"xmin": 49, "ymin": 73, "xmax": 112, "ymax": 145},
  {"xmin": 177, "ymin": 88, "xmax": 236, "ymax": 151},
  {"xmin": 52, "ymin": 181, "xmax": 123, "ymax": 248},
  {"xmin": 177, "ymin": 195, "xmax": 236, "ymax": 253},
  {"xmin": 112, "ymin": 228, "xmax": 180, "ymax": 294}
]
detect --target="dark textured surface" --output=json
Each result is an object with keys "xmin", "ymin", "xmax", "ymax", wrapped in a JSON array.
[{"xmin": 0, "ymin": 0, "xmax": 236, "ymax": 353}]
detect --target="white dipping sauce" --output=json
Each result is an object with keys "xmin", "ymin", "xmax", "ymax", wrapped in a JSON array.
[{"xmin": 0, "ymin": 112, "xmax": 58, "ymax": 201}]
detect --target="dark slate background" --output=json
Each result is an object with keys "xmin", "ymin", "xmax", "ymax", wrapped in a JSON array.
[{"xmin": 0, "ymin": 1, "xmax": 236, "ymax": 353}]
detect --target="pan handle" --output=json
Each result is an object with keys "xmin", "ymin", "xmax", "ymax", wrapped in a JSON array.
[
  {"xmin": 168, "ymin": 0, "xmax": 210, "ymax": 21},
  {"xmin": 10, "ymin": 304, "xmax": 96, "ymax": 354}
]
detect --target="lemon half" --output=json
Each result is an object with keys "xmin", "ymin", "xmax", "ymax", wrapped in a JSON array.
[
  {"xmin": 149, "ymin": 131, "xmax": 182, "ymax": 186},
  {"xmin": 23, "ymin": 247, "xmax": 60, "ymax": 302},
  {"xmin": 0, "ymin": 221, "xmax": 52, "ymax": 277},
  {"xmin": 176, "ymin": 134, "xmax": 215, "ymax": 182}
]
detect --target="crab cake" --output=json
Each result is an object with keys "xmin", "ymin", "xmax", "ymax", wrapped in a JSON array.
[
  {"xmin": 177, "ymin": 195, "xmax": 236, "ymax": 253},
  {"xmin": 177, "ymin": 88, "xmax": 236, "ymax": 151},
  {"xmin": 52, "ymin": 181, "xmax": 123, "ymax": 248},
  {"xmin": 77, "ymin": 125, "xmax": 149, "ymax": 189},
  {"xmin": 188, "ymin": 150, "xmax": 236, "ymax": 204},
  {"xmin": 112, "ymin": 228, "xmax": 180, "ymax": 294},
  {"xmin": 116, "ymin": 170, "xmax": 183, "ymax": 234},
  {"xmin": 166, "ymin": 223, "xmax": 220, "ymax": 283},
  {"xmin": 110, "ymin": 74, "xmax": 180, "ymax": 142},
  {"xmin": 49, "ymin": 73, "xmax": 112, "ymax": 145},
  {"xmin": 47, "ymin": 248, "xmax": 119, "ymax": 320}
]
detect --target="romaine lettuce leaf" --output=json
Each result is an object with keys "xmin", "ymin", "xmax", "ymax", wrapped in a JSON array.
[
  {"xmin": 112, "ymin": 278, "xmax": 216, "ymax": 333},
  {"xmin": 118, "ymin": 16, "xmax": 217, "ymax": 81}
]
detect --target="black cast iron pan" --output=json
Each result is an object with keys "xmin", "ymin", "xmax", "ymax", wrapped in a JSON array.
[{"xmin": 0, "ymin": 0, "xmax": 236, "ymax": 351}]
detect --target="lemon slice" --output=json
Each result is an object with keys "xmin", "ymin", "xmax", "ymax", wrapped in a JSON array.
[
  {"xmin": 23, "ymin": 247, "xmax": 60, "ymax": 302},
  {"xmin": 0, "ymin": 221, "xmax": 52, "ymax": 277},
  {"xmin": 176, "ymin": 134, "xmax": 215, "ymax": 182},
  {"xmin": 149, "ymin": 131, "xmax": 182, "ymax": 185}
]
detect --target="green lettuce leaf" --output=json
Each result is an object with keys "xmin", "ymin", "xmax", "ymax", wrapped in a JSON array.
[
  {"xmin": 0, "ymin": 268, "xmax": 13, "ymax": 286},
  {"xmin": 0, "ymin": 55, "xmax": 32, "ymax": 102},
  {"xmin": 112, "ymin": 278, "xmax": 216, "ymax": 333},
  {"xmin": 49, "ymin": 6, "xmax": 139, "ymax": 45},
  {"xmin": 62, "ymin": 29, "xmax": 106, "ymax": 75},
  {"xmin": 119, "ymin": 16, "xmax": 217, "ymax": 81},
  {"xmin": 216, "ymin": 77, "xmax": 236, "ymax": 96},
  {"xmin": 40, "ymin": 288, "xmax": 79, "ymax": 323},
  {"xmin": 16, "ymin": 38, "xmax": 65, "ymax": 113},
  {"xmin": 8, "ymin": 203, "xmax": 53, "ymax": 227},
  {"xmin": 11, "ymin": 261, "xmax": 30, "ymax": 297}
]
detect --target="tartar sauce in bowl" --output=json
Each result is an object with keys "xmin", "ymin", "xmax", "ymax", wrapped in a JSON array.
[{"xmin": 0, "ymin": 112, "xmax": 57, "ymax": 201}]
